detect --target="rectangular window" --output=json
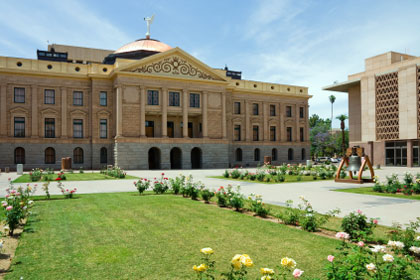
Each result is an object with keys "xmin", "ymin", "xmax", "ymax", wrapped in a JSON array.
[
  {"xmin": 169, "ymin": 91, "xmax": 180, "ymax": 106},
  {"xmin": 300, "ymin": 127, "xmax": 304, "ymax": 142},
  {"xmin": 100, "ymin": 119, "xmax": 107, "ymax": 139},
  {"xmin": 190, "ymin": 93, "xmax": 200, "ymax": 108},
  {"xmin": 286, "ymin": 106, "xmax": 292, "ymax": 117},
  {"xmin": 253, "ymin": 125, "xmax": 259, "ymax": 141},
  {"xmin": 147, "ymin": 90, "xmax": 159, "ymax": 105},
  {"xmin": 14, "ymin": 87, "xmax": 25, "ymax": 103},
  {"xmin": 73, "ymin": 91, "xmax": 83, "ymax": 106},
  {"xmin": 73, "ymin": 119, "xmax": 83, "ymax": 138},
  {"xmin": 270, "ymin": 104, "xmax": 276, "ymax": 116},
  {"xmin": 270, "ymin": 126, "xmax": 276, "ymax": 141},
  {"xmin": 253, "ymin": 103, "xmax": 259, "ymax": 115},
  {"xmin": 44, "ymin": 89, "xmax": 55, "ymax": 104},
  {"xmin": 234, "ymin": 102, "xmax": 241, "ymax": 114},
  {"xmin": 167, "ymin": 121, "xmax": 174, "ymax": 138},
  {"xmin": 44, "ymin": 118, "xmax": 55, "ymax": 138},
  {"xmin": 300, "ymin": 107, "xmax": 304, "ymax": 118},
  {"xmin": 188, "ymin": 122, "xmax": 193, "ymax": 138},
  {"xmin": 146, "ymin": 120, "xmax": 154, "ymax": 137},
  {"xmin": 100, "ymin": 91, "xmax": 107, "ymax": 106},
  {"xmin": 14, "ymin": 117, "xmax": 25, "ymax": 137},
  {"xmin": 234, "ymin": 125, "xmax": 241, "ymax": 141},
  {"xmin": 287, "ymin": 127, "xmax": 292, "ymax": 142}
]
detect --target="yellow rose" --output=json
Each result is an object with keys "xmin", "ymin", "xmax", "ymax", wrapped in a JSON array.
[
  {"xmin": 281, "ymin": 257, "xmax": 296, "ymax": 269},
  {"xmin": 200, "ymin": 247, "xmax": 214, "ymax": 255},
  {"xmin": 260, "ymin": 267, "xmax": 274, "ymax": 275},
  {"xmin": 193, "ymin": 264, "xmax": 208, "ymax": 272},
  {"xmin": 261, "ymin": 276, "xmax": 272, "ymax": 280},
  {"xmin": 240, "ymin": 254, "xmax": 253, "ymax": 268},
  {"xmin": 231, "ymin": 254, "xmax": 242, "ymax": 270}
]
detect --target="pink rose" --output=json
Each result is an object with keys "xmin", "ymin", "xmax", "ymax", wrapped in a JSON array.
[
  {"xmin": 293, "ymin": 269, "xmax": 304, "ymax": 278},
  {"xmin": 327, "ymin": 255, "xmax": 334, "ymax": 262},
  {"xmin": 6, "ymin": 206, "xmax": 13, "ymax": 211},
  {"xmin": 373, "ymin": 219, "xmax": 378, "ymax": 224},
  {"xmin": 357, "ymin": 241, "xmax": 365, "ymax": 247},
  {"xmin": 357, "ymin": 209, "xmax": 362, "ymax": 214},
  {"xmin": 5, "ymin": 195, "xmax": 9, "ymax": 198}
]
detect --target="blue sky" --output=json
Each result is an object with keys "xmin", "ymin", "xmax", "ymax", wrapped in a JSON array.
[{"xmin": 1, "ymin": 0, "xmax": 418, "ymax": 128}]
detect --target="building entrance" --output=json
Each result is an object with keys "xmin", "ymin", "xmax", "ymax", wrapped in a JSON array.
[
  {"xmin": 170, "ymin": 147, "xmax": 182, "ymax": 169},
  {"xmin": 148, "ymin": 147, "xmax": 161, "ymax": 169},
  {"xmin": 385, "ymin": 141, "xmax": 407, "ymax": 166},
  {"xmin": 191, "ymin": 147, "xmax": 202, "ymax": 169}
]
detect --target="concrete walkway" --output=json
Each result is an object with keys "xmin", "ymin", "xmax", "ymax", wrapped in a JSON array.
[{"xmin": 0, "ymin": 167, "xmax": 419, "ymax": 227}]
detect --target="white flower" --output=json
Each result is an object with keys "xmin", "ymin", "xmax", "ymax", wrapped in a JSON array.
[
  {"xmin": 382, "ymin": 254, "xmax": 394, "ymax": 262},
  {"xmin": 409, "ymin": 246, "xmax": 420, "ymax": 254},
  {"xmin": 387, "ymin": 240, "xmax": 405, "ymax": 249},
  {"xmin": 416, "ymin": 236, "xmax": 420, "ymax": 241},
  {"xmin": 370, "ymin": 245, "xmax": 386, "ymax": 253},
  {"xmin": 0, "ymin": 239, "xmax": 4, "ymax": 249},
  {"xmin": 366, "ymin": 263, "xmax": 376, "ymax": 272},
  {"xmin": 28, "ymin": 200, "xmax": 34, "ymax": 205},
  {"xmin": 335, "ymin": 232, "xmax": 350, "ymax": 240}
]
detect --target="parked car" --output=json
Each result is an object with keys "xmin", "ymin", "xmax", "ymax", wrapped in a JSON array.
[{"xmin": 330, "ymin": 158, "xmax": 339, "ymax": 163}]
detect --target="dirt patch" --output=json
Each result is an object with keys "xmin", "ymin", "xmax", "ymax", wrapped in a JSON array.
[{"xmin": 0, "ymin": 221, "xmax": 25, "ymax": 279}]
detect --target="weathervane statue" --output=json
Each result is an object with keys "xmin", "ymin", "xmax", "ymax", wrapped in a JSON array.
[{"xmin": 144, "ymin": 15, "xmax": 155, "ymax": 39}]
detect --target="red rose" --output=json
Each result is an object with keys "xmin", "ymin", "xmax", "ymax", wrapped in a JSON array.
[{"xmin": 55, "ymin": 177, "xmax": 62, "ymax": 181}]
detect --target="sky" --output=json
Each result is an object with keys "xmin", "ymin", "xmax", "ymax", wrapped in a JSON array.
[{"xmin": 0, "ymin": 0, "xmax": 419, "ymax": 128}]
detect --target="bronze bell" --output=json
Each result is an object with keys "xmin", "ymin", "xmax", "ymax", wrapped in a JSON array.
[{"xmin": 348, "ymin": 147, "xmax": 361, "ymax": 175}]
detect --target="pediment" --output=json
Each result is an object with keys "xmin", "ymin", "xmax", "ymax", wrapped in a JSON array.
[
  {"xmin": 70, "ymin": 109, "xmax": 87, "ymax": 116},
  {"xmin": 40, "ymin": 108, "xmax": 59, "ymax": 115},
  {"xmin": 96, "ymin": 109, "xmax": 111, "ymax": 116},
  {"xmin": 10, "ymin": 107, "xmax": 29, "ymax": 114},
  {"xmin": 117, "ymin": 48, "xmax": 227, "ymax": 82}
]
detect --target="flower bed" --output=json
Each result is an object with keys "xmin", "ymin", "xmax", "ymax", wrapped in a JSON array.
[{"xmin": 373, "ymin": 172, "xmax": 420, "ymax": 196}]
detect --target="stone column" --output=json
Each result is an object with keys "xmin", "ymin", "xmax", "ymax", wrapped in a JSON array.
[
  {"xmin": 245, "ymin": 100, "xmax": 250, "ymax": 141},
  {"xmin": 295, "ymin": 104, "xmax": 299, "ymax": 142},
  {"xmin": 140, "ymin": 86, "xmax": 146, "ymax": 137},
  {"xmin": 162, "ymin": 87, "xmax": 168, "ymax": 137},
  {"xmin": 31, "ymin": 85, "xmax": 38, "ymax": 137},
  {"xmin": 305, "ymin": 104, "xmax": 310, "ymax": 142},
  {"xmin": 263, "ymin": 103, "xmax": 268, "ymax": 141},
  {"xmin": 0, "ymin": 84, "xmax": 6, "ymax": 136},
  {"xmin": 182, "ymin": 89, "xmax": 188, "ymax": 138},
  {"xmin": 279, "ymin": 103, "xmax": 285, "ymax": 142},
  {"xmin": 222, "ymin": 92, "xmax": 227, "ymax": 139},
  {"xmin": 116, "ymin": 86, "xmax": 123, "ymax": 137},
  {"xmin": 60, "ymin": 87, "xmax": 67, "ymax": 138},
  {"xmin": 202, "ymin": 91, "xmax": 208, "ymax": 138},
  {"xmin": 407, "ymin": 140, "xmax": 413, "ymax": 167}
]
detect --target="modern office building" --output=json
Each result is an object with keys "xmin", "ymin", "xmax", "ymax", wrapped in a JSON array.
[
  {"xmin": 324, "ymin": 51, "xmax": 420, "ymax": 167},
  {"xmin": 0, "ymin": 34, "xmax": 310, "ymax": 170}
]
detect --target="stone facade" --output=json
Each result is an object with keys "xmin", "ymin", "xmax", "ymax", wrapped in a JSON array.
[{"xmin": 0, "ymin": 41, "xmax": 310, "ymax": 170}]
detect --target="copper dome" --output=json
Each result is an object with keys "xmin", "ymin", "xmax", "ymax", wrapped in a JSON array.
[{"xmin": 114, "ymin": 38, "xmax": 172, "ymax": 54}]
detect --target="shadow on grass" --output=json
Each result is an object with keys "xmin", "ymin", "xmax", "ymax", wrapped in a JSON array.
[{"xmin": 32, "ymin": 196, "xmax": 81, "ymax": 202}]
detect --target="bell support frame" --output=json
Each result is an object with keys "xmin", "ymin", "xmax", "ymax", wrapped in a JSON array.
[{"xmin": 335, "ymin": 147, "xmax": 375, "ymax": 184}]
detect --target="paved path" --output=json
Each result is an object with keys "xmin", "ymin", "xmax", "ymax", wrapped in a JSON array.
[{"xmin": 0, "ymin": 167, "xmax": 419, "ymax": 227}]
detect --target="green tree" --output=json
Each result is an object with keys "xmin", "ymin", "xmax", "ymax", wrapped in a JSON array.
[
  {"xmin": 336, "ymin": 114, "xmax": 348, "ymax": 156},
  {"xmin": 309, "ymin": 114, "xmax": 333, "ymax": 158},
  {"xmin": 329, "ymin": 95, "xmax": 336, "ymax": 130}
]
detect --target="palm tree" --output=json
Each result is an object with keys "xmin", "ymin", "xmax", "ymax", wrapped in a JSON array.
[
  {"xmin": 329, "ymin": 95, "xmax": 336, "ymax": 130},
  {"xmin": 336, "ymin": 114, "xmax": 348, "ymax": 156}
]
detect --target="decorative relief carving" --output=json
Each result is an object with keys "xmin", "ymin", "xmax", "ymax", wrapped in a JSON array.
[{"xmin": 130, "ymin": 56, "xmax": 215, "ymax": 80}]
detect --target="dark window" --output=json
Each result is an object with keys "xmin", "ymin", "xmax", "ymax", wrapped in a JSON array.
[
  {"xmin": 147, "ymin": 90, "xmax": 159, "ymax": 105},
  {"xmin": 253, "ymin": 103, "xmax": 259, "ymax": 115},
  {"xmin": 234, "ymin": 125, "xmax": 241, "ymax": 141},
  {"xmin": 14, "ymin": 87, "xmax": 25, "ymax": 103},
  {"xmin": 270, "ymin": 126, "xmax": 276, "ymax": 141},
  {"xmin": 169, "ymin": 91, "xmax": 180, "ymax": 106},
  {"xmin": 235, "ymin": 148, "xmax": 242, "ymax": 161},
  {"xmin": 254, "ymin": 148, "xmax": 260, "ymax": 161},
  {"xmin": 234, "ymin": 102, "xmax": 241, "ymax": 114},
  {"xmin": 44, "ymin": 89, "xmax": 55, "ymax": 104},
  {"xmin": 253, "ymin": 125, "xmax": 259, "ymax": 141},
  {"xmin": 73, "ymin": 147, "xmax": 84, "ymax": 164},
  {"xmin": 45, "ymin": 118, "xmax": 55, "ymax": 138},
  {"xmin": 299, "ymin": 107, "xmax": 304, "ymax": 118},
  {"xmin": 286, "ymin": 106, "xmax": 292, "ymax": 117},
  {"xmin": 146, "ymin": 120, "xmax": 154, "ymax": 137},
  {"xmin": 100, "ymin": 91, "xmax": 107, "ymax": 106},
  {"xmin": 14, "ymin": 147, "xmax": 25, "ymax": 164},
  {"xmin": 73, "ymin": 91, "xmax": 83, "ymax": 106},
  {"xmin": 188, "ymin": 122, "xmax": 193, "ymax": 138},
  {"xmin": 301, "ymin": 148, "xmax": 306, "ymax": 160},
  {"xmin": 167, "ymin": 121, "xmax": 174, "ymax": 138},
  {"xmin": 190, "ymin": 93, "xmax": 200, "ymax": 108},
  {"xmin": 100, "ymin": 147, "xmax": 107, "ymax": 164},
  {"xmin": 14, "ymin": 117, "xmax": 25, "ymax": 137},
  {"xmin": 100, "ymin": 119, "xmax": 107, "ymax": 139},
  {"xmin": 300, "ymin": 127, "xmax": 304, "ymax": 142},
  {"xmin": 73, "ymin": 119, "xmax": 83, "ymax": 138},
  {"xmin": 287, "ymin": 127, "xmax": 292, "ymax": 142},
  {"xmin": 270, "ymin": 104, "xmax": 276, "ymax": 116},
  {"xmin": 45, "ymin": 147, "xmax": 55, "ymax": 164},
  {"xmin": 272, "ymin": 148, "xmax": 278, "ymax": 161},
  {"xmin": 288, "ymin": 148, "xmax": 294, "ymax": 161}
]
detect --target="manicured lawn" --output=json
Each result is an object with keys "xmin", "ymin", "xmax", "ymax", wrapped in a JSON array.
[
  {"xmin": 334, "ymin": 187, "xmax": 420, "ymax": 201},
  {"xmin": 13, "ymin": 173, "xmax": 139, "ymax": 183},
  {"xmin": 209, "ymin": 175, "xmax": 332, "ymax": 184},
  {"xmin": 7, "ymin": 193, "xmax": 341, "ymax": 279}
]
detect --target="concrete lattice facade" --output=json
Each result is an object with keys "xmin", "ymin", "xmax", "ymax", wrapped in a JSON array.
[{"xmin": 0, "ymin": 40, "xmax": 310, "ymax": 170}]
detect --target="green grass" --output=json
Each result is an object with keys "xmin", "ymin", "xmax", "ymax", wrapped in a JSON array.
[
  {"xmin": 7, "ymin": 193, "xmax": 342, "ymax": 279},
  {"xmin": 334, "ymin": 187, "xmax": 420, "ymax": 201},
  {"xmin": 209, "ymin": 175, "xmax": 332, "ymax": 184},
  {"xmin": 13, "ymin": 173, "xmax": 139, "ymax": 183}
]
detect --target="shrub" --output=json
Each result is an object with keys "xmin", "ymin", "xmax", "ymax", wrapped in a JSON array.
[
  {"xmin": 339, "ymin": 170, "xmax": 346, "ymax": 179},
  {"xmin": 56, "ymin": 181, "xmax": 77, "ymax": 198},
  {"xmin": 200, "ymin": 189, "xmax": 214, "ymax": 203},
  {"xmin": 215, "ymin": 186, "xmax": 228, "ymax": 207},
  {"xmin": 42, "ymin": 181, "xmax": 51, "ymax": 199},
  {"xmin": 248, "ymin": 173, "xmax": 256, "ymax": 181},
  {"xmin": 29, "ymin": 168, "xmax": 42, "ymax": 182},
  {"xmin": 105, "ymin": 166, "xmax": 126, "ymax": 178},
  {"xmin": 134, "ymin": 178, "xmax": 150, "ymax": 195},
  {"xmin": 388, "ymin": 218, "xmax": 420, "ymax": 256},
  {"xmin": 227, "ymin": 185, "xmax": 245, "ymax": 211},
  {"xmin": 276, "ymin": 174, "xmax": 285, "ymax": 182},
  {"xmin": 223, "ymin": 170, "xmax": 229, "ymax": 178},
  {"xmin": 277, "ymin": 200, "xmax": 301, "ymax": 226},
  {"xmin": 231, "ymin": 169, "xmax": 241, "ymax": 179},
  {"xmin": 55, "ymin": 171, "xmax": 66, "ymax": 181},
  {"xmin": 152, "ymin": 174, "xmax": 169, "ymax": 194},
  {"xmin": 403, "ymin": 172, "xmax": 414, "ymax": 186},
  {"xmin": 341, "ymin": 210, "xmax": 377, "ymax": 241},
  {"xmin": 169, "ymin": 175, "xmax": 185, "ymax": 195},
  {"xmin": 79, "ymin": 167, "xmax": 84, "ymax": 174},
  {"xmin": 256, "ymin": 172, "xmax": 265, "ymax": 182},
  {"xmin": 248, "ymin": 194, "xmax": 270, "ymax": 217},
  {"xmin": 296, "ymin": 175, "xmax": 302, "ymax": 182},
  {"xmin": 298, "ymin": 196, "xmax": 339, "ymax": 232},
  {"xmin": 402, "ymin": 184, "xmax": 413, "ymax": 195}
]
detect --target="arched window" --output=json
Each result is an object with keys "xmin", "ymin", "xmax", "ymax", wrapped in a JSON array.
[
  {"xmin": 73, "ymin": 147, "xmax": 84, "ymax": 164},
  {"xmin": 272, "ymin": 148, "xmax": 278, "ymax": 161},
  {"xmin": 254, "ymin": 148, "xmax": 260, "ymax": 161},
  {"xmin": 235, "ymin": 148, "xmax": 242, "ymax": 162},
  {"xmin": 288, "ymin": 148, "xmax": 294, "ymax": 161},
  {"xmin": 14, "ymin": 147, "xmax": 25, "ymax": 164},
  {"xmin": 45, "ymin": 147, "xmax": 55, "ymax": 164},
  {"xmin": 100, "ymin": 147, "xmax": 107, "ymax": 164},
  {"xmin": 301, "ymin": 148, "xmax": 306, "ymax": 160}
]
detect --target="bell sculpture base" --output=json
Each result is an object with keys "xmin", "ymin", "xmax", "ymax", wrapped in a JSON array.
[{"xmin": 335, "ymin": 147, "xmax": 375, "ymax": 184}]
